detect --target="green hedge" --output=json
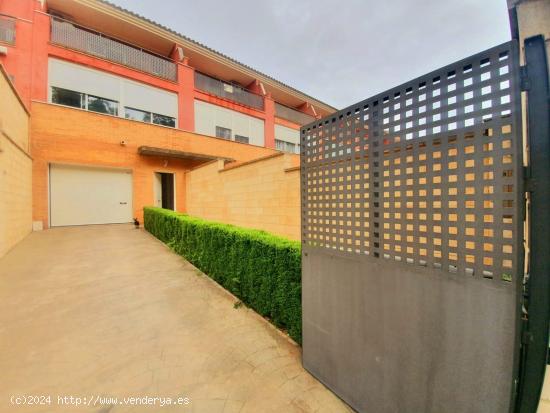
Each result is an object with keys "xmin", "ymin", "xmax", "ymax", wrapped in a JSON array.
[{"xmin": 143, "ymin": 207, "xmax": 302, "ymax": 343}]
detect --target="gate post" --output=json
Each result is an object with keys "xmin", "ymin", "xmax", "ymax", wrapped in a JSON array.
[{"xmin": 515, "ymin": 34, "xmax": 550, "ymax": 413}]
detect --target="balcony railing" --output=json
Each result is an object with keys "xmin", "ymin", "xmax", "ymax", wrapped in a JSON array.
[
  {"xmin": 194, "ymin": 72, "xmax": 264, "ymax": 110},
  {"xmin": 50, "ymin": 17, "xmax": 177, "ymax": 82},
  {"xmin": 275, "ymin": 102, "xmax": 315, "ymax": 126},
  {"xmin": 0, "ymin": 15, "xmax": 16, "ymax": 45}
]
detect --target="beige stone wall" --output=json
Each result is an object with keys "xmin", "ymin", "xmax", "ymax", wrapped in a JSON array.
[
  {"xmin": 541, "ymin": 372, "xmax": 550, "ymax": 413},
  {"xmin": 185, "ymin": 153, "xmax": 300, "ymax": 240},
  {"xmin": 0, "ymin": 70, "xmax": 29, "ymax": 153},
  {"xmin": 0, "ymin": 65, "xmax": 32, "ymax": 258}
]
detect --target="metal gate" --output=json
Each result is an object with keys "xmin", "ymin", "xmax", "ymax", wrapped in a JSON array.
[{"xmin": 301, "ymin": 41, "xmax": 524, "ymax": 412}]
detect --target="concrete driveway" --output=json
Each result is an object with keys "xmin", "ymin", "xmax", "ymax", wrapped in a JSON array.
[{"xmin": 0, "ymin": 225, "xmax": 351, "ymax": 413}]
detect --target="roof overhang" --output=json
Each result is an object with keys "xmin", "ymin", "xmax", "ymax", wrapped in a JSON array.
[{"xmin": 138, "ymin": 146, "xmax": 234, "ymax": 163}]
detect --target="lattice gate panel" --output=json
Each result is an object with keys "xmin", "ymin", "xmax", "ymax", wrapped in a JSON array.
[{"xmin": 301, "ymin": 41, "xmax": 522, "ymax": 413}]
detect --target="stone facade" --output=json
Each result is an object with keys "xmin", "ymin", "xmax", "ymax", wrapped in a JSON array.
[{"xmin": 0, "ymin": 65, "xmax": 32, "ymax": 257}]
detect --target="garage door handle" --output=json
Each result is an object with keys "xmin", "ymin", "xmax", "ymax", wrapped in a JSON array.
[{"xmin": 119, "ymin": 202, "xmax": 127, "ymax": 205}]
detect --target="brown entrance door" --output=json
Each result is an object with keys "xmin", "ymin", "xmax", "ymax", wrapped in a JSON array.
[{"xmin": 161, "ymin": 173, "xmax": 174, "ymax": 210}]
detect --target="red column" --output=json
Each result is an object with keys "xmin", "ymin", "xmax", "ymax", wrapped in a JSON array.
[
  {"xmin": 170, "ymin": 46, "xmax": 195, "ymax": 131},
  {"xmin": 0, "ymin": 0, "xmax": 45, "ymax": 107},
  {"xmin": 264, "ymin": 93, "xmax": 275, "ymax": 149},
  {"xmin": 30, "ymin": 8, "xmax": 50, "ymax": 103},
  {"xmin": 177, "ymin": 59, "xmax": 195, "ymax": 131}
]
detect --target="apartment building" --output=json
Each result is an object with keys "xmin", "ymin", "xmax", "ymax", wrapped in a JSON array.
[{"xmin": 0, "ymin": 0, "xmax": 335, "ymax": 229}]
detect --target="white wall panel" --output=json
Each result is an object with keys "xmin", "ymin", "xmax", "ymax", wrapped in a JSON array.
[
  {"xmin": 194, "ymin": 101, "xmax": 214, "ymax": 135},
  {"xmin": 216, "ymin": 107, "xmax": 233, "ymax": 129},
  {"xmin": 49, "ymin": 58, "xmax": 119, "ymax": 101},
  {"xmin": 232, "ymin": 114, "xmax": 249, "ymax": 136},
  {"xmin": 124, "ymin": 81, "xmax": 177, "ymax": 118},
  {"xmin": 275, "ymin": 124, "xmax": 300, "ymax": 145},
  {"xmin": 194, "ymin": 100, "xmax": 265, "ymax": 146},
  {"xmin": 249, "ymin": 118, "xmax": 265, "ymax": 145}
]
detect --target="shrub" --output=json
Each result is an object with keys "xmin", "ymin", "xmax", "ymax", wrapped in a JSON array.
[{"xmin": 143, "ymin": 207, "xmax": 302, "ymax": 344}]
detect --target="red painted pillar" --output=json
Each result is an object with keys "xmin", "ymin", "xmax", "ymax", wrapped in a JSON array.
[
  {"xmin": 264, "ymin": 93, "xmax": 275, "ymax": 149},
  {"xmin": 30, "ymin": 7, "xmax": 50, "ymax": 103},
  {"xmin": 171, "ymin": 46, "xmax": 195, "ymax": 131},
  {"xmin": 0, "ymin": 0, "xmax": 42, "ymax": 108},
  {"xmin": 176, "ymin": 60, "xmax": 195, "ymax": 131}
]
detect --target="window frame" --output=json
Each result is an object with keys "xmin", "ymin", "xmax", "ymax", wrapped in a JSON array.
[
  {"xmin": 51, "ymin": 86, "xmax": 85, "ymax": 110},
  {"xmin": 124, "ymin": 106, "xmax": 152, "ymax": 123},
  {"xmin": 215, "ymin": 126, "xmax": 232, "ymax": 140},
  {"xmin": 87, "ymin": 94, "xmax": 119, "ymax": 116},
  {"xmin": 49, "ymin": 86, "xmax": 176, "ymax": 128},
  {"xmin": 275, "ymin": 138, "xmax": 299, "ymax": 154},
  {"xmin": 124, "ymin": 107, "xmax": 176, "ymax": 127},
  {"xmin": 152, "ymin": 113, "xmax": 176, "ymax": 128},
  {"xmin": 234, "ymin": 135, "xmax": 249, "ymax": 144},
  {"xmin": 51, "ymin": 86, "xmax": 118, "ymax": 116}
]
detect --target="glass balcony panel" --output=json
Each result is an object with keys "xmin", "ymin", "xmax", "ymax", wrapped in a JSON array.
[
  {"xmin": 275, "ymin": 102, "xmax": 315, "ymax": 126},
  {"xmin": 194, "ymin": 72, "xmax": 264, "ymax": 110}
]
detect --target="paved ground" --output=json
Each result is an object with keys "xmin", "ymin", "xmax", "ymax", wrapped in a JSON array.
[{"xmin": 0, "ymin": 225, "xmax": 351, "ymax": 413}]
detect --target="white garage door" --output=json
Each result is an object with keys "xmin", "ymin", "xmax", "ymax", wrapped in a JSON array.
[{"xmin": 50, "ymin": 164, "xmax": 133, "ymax": 227}]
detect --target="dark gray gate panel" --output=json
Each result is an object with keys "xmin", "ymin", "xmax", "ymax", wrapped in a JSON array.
[
  {"xmin": 301, "ymin": 41, "xmax": 523, "ymax": 413},
  {"xmin": 303, "ymin": 251, "xmax": 516, "ymax": 412}
]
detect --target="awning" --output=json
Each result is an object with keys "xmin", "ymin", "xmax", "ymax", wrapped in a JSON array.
[{"xmin": 138, "ymin": 146, "xmax": 234, "ymax": 163}]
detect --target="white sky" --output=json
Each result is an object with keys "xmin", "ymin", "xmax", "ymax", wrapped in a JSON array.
[{"xmin": 109, "ymin": 0, "xmax": 512, "ymax": 109}]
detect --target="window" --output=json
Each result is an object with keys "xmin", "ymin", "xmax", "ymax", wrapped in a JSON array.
[
  {"xmin": 276, "ymin": 139, "xmax": 298, "ymax": 154},
  {"xmin": 0, "ymin": 16, "xmax": 16, "ymax": 45},
  {"xmin": 50, "ymin": 86, "xmax": 177, "ymax": 127},
  {"xmin": 216, "ymin": 126, "xmax": 232, "ymax": 140},
  {"xmin": 51, "ymin": 86, "xmax": 118, "ymax": 116},
  {"xmin": 234, "ymin": 135, "xmax": 249, "ymax": 144},
  {"xmin": 87, "ymin": 95, "xmax": 118, "ymax": 116},
  {"xmin": 125, "ymin": 107, "xmax": 151, "ymax": 123},
  {"xmin": 51, "ymin": 87, "xmax": 84, "ymax": 109},
  {"xmin": 153, "ymin": 113, "xmax": 176, "ymax": 127},
  {"xmin": 125, "ymin": 107, "xmax": 175, "ymax": 127}
]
